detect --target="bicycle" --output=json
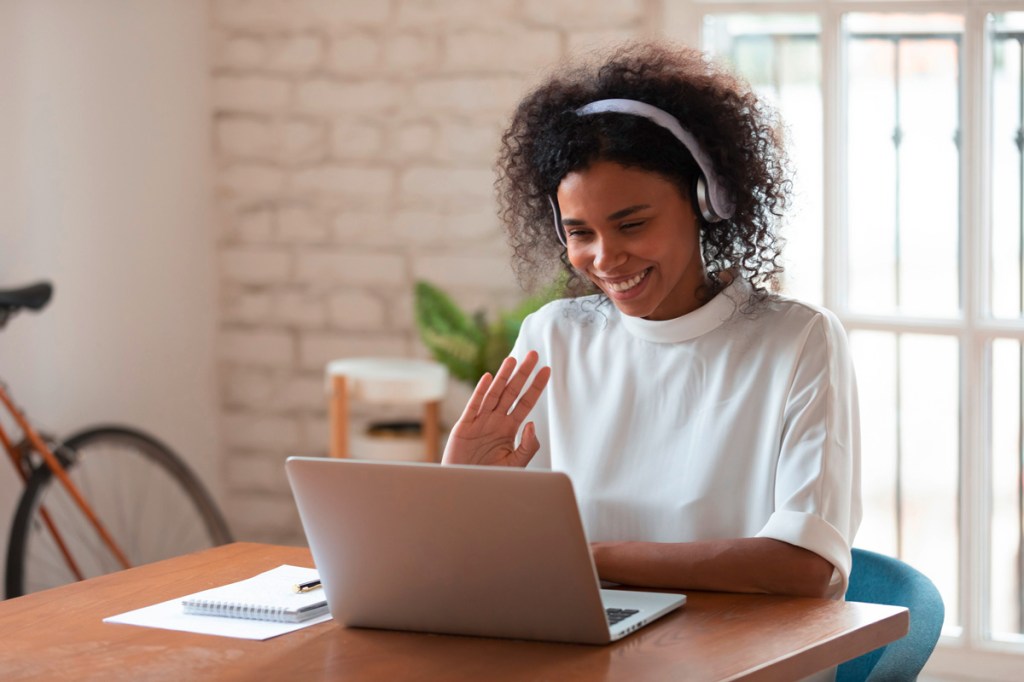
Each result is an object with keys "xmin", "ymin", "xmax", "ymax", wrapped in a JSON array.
[{"xmin": 1, "ymin": 281, "xmax": 233, "ymax": 598}]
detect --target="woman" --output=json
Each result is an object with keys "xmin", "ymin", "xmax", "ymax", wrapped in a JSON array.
[{"xmin": 442, "ymin": 41, "xmax": 860, "ymax": 604}]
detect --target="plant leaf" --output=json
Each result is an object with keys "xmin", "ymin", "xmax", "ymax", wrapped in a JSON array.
[
  {"xmin": 413, "ymin": 281, "xmax": 486, "ymax": 383},
  {"xmin": 413, "ymin": 277, "xmax": 566, "ymax": 385}
]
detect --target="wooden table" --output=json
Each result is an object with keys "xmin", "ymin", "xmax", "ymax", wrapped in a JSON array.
[{"xmin": 0, "ymin": 542, "xmax": 908, "ymax": 681}]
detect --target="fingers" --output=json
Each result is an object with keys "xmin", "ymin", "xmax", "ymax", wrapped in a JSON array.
[
  {"xmin": 479, "ymin": 351, "xmax": 541, "ymax": 416},
  {"xmin": 510, "ymin": 365, "xmax": 551, "ymax": 422},
  {"xmin": 478, "ymin": 356, "xmax": 517, "ymax": 414},
  {"xmin": 458, "ymin": 372, "xmax": 493, "ymax": 423},
  {"xmin": 496, "ymin": 351, "xmax": 541, "ymax": 412}
]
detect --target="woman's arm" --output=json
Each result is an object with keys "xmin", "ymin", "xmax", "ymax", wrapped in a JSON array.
[{"xmin": 591, "ymin": 537, "xmax": 835, "ymax": 598}]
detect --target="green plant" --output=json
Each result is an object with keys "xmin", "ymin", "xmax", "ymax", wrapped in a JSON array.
[{"xmin": 414, "ymin": 279, "xmax": 562, "ymax": 385}]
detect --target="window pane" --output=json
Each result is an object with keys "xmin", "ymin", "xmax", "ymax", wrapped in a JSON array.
[
  {"xmin": 847, "ymin": 36, "xmax": 898, "ymax": 311},
  {"xmin": 850, "ymin": 331, "xmax": 899, "ymax": 554},
  {"xmin": 701, "ymin": 14, "xmax": 823, "ymax": 304},
  {"xmin": 990, "ymin": 14, "xmax": 1024, "ymax": 319},
  {"xmin": 845, "ymin": 12, "xmax": 964, "ymax": 35},
  {"xmin": 991, "ymin": 339, "xmax": 1024, "ymax": 638},
  {"xmin": 900, "ymin": 333, "xmax": 959, "ymax": 628},
  {"xmin": 845, "ymin": 14, "xmax": 962, "ymax": 317},
  {"xmin": 851, "ymin": 330, "xmax": 960, "ymax": 628}
]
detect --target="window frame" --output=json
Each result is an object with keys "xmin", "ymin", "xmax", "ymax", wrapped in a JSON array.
[{"xmin": 665, "ymin": 1, "xmax": 1024, "ymax": 679}]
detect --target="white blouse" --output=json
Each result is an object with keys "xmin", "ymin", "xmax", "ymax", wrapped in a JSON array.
[{"xmin": 511, "ymin": 278, "xmax": 862, "ymax": 599}]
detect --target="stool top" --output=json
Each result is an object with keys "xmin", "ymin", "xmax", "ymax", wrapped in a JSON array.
[{"xmin": 326, "ymin": 357, "xmax": 448, "ymax": 403}]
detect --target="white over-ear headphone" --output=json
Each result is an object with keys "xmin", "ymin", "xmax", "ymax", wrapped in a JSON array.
[{"xmin": 549, "ymin": 98, "xmax": 735, "ymax": 246}]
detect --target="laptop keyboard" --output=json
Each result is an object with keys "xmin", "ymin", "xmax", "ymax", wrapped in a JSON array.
[{"xmin": 605, "ymin": 608, "xmax": 640, "ymax": 626}]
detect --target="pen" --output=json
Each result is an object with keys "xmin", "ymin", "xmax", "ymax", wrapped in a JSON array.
[{"xmin": 293, "ymin": 578, "xmax": 322, "ymax": 593}]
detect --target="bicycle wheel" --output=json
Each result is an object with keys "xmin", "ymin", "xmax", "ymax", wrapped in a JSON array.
[{"xmin": 5, "ymin": 425, "xmax": 233, "ymax": 598}]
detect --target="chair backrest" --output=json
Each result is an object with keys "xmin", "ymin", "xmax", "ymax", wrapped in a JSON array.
[{"xmin": 836, "ymin": 548, "xmax": 945, "ymax": 682}]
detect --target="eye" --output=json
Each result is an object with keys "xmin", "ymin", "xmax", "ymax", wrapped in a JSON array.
[
  {"xmin": 621, "ymin": 220, "xmax": 645, "ymax": 231},
  {"xmin": 566, "ymin": 228, "xmax": 592, "ymax": 240}
]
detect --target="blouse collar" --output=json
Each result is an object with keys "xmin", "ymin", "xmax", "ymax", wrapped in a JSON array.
[{"xmin": 618, "ymin": 277, "xmax": 748, "ymax": 343}]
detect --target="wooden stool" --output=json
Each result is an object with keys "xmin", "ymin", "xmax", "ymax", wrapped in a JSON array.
[{"xmin": 326, "ymin": 358, "xmax": 448, "ymax": 462}]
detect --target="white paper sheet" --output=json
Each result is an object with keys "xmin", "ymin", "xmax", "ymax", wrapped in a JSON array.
[{"xmin": 102, "ymin": 564, "xmax": 333, "ymax": 640}]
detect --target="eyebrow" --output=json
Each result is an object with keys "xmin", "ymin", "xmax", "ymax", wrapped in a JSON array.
[{"xmin": 560, "ymin": 204, "xmax": 651, "ymax": 227}]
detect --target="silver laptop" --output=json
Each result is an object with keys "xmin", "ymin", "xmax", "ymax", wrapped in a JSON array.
[{"xmin": 285, "ymin": 457, "xmax": 685, "ymax": 645}]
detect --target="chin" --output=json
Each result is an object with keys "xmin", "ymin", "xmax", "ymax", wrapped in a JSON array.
[{"xmin": 607, "ymin": 298, "xmax": 657, "ymax": 319}]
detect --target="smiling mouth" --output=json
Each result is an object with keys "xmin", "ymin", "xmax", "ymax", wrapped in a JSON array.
[{"xmin": 602, "ymin": 268, "xmax": 651, "ymax": 293}]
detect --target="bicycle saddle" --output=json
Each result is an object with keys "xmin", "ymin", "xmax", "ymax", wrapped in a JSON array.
[{"xmin": 0, "ymin": 282, "xmax": 53, "ymax": 312}]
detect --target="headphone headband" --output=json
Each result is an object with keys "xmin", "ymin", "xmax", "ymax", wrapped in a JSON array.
[{"xmin": 549, "ymin": 98, "xmax": 735, "ymax": 246}]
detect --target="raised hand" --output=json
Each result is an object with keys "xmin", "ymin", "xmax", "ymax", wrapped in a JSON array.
[{"xmin": 441, "ymin": 350, "xmax": 551, "ymax": 468}]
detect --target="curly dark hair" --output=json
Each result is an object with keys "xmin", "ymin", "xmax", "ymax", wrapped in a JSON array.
[{"xmin": 496, "ymin": 40, "xmax": 791, "ymax": 304}]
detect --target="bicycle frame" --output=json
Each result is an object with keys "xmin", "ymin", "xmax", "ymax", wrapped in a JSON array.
[{"xmin": 0, "ymin": 380, "xmax": 131, "ymax": 580}]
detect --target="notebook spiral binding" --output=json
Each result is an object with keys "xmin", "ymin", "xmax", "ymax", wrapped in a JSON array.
[{"xmin": 182, "ymin": 598, "xmax": 328, "ymax": 623}]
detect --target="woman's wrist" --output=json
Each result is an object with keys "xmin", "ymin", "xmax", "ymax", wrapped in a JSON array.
[{"xmin": 590, "ymin": 541, "xmax": 625, "ymax": 580}]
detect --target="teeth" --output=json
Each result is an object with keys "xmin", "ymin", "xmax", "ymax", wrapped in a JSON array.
[{"xmin": 606, "ymin": 270, "xmax": 647, "ymax": 293}]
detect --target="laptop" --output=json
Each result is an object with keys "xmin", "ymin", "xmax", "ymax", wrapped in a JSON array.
[{"xmin": 285, "ymin": 457, "xmax": 686, "ymax": 645}]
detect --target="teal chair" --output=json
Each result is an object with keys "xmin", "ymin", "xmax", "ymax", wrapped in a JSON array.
[{"xmin": 837, "ymin": 548, "xmax": 945, "ymax": 682}]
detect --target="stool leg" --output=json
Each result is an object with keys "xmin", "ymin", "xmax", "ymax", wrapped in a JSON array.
[
  {"xmin": 329, "ymin": 375, "xmax": 348, "ymax": 458},
  {"xmin": 424, "ymin": 400, "xmax": 441, "ymax": 462}
]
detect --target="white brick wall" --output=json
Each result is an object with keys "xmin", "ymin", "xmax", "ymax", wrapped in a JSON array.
[
  {"xmin": 442, "ymin": 30, "xmax": 562, "ymax": 73},
  {"xmin": 220, "ymin": 329, "xmax": 294, "ymax": 367},
  {"xmin": 295, "ymin": 79, "xmax": 403, "ymax": 115},
  {"xmin": 221, "ymin": 247, "xmax": 291, "ymax": 283},
  {"xmin": 522, "ymin": 0, "xmax": 645, "ymax": 27},
  {"xmin": 210, "ymin": 0, "xmax": 645, "ymax": 545},
  {"xmin": 213, "ymin": 75, "xmax": 291, "ymax": 112}
]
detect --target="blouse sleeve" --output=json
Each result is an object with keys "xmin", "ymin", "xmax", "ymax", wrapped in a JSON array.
[{"xmin": 755, "ymin": 310, "xmax": 862, "ymax": 599}]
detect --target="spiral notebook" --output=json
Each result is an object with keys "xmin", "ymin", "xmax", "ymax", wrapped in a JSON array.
[{"xmin": 180, "ymin": 565, "xmax": 329, "ymax": 623}]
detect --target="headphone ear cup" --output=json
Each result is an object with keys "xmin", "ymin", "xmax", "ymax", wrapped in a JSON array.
[
  {"xmin": 694, "ymin": 175, "xmax": 723, "ymax": 223},
  {"xmin": 548, "ymin": 195, "xmax": 567, "ymax": 246}
]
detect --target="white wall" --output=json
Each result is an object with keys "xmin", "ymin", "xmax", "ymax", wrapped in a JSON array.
[
  {"xmin": 0, "ymin": 0, "xmax": 222, "ymax": 553},
  {"xmin": 207, "ymin": 0, "xmax": 650, "ymax": 544}
]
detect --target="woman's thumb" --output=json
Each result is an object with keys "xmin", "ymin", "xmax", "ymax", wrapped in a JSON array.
[{"xmin": 515, "ymin": 422, "xmax": 540, "ymax": 464}]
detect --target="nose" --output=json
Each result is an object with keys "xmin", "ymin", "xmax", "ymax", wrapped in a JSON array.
[{"xmin": 592, "ymin": 235, "xmax": 627, "ymax": 272}]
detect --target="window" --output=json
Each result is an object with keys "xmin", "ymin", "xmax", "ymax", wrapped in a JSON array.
[
  {"xmin": 989, "ymin": 10, "xmax": 1024, "ymax": 643},
  {"xmin": 843, "ymin": 11, "xmax": 964, "ymax": 632},
  {"xmin": 702, "ymin": 13, "xmax": 824, "ymax": 304},
  {"xmin": 666, "ymin": 2, "xmax": 1024, "ymax": 678}
]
